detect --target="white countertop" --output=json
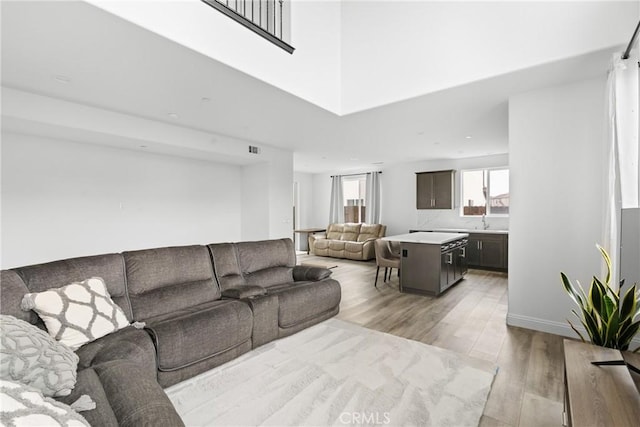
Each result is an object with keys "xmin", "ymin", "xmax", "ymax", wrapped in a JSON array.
[
  {"xmin": 383, "ymin": 232, "xmax": 469, "ymax": 245},
  {"xmin": 415, "ymin": 228, "xmax": 509, "ymax": 235}
]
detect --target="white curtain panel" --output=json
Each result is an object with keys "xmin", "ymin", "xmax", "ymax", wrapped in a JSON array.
[
  {"xmin": 329, "ymin": 175, "xmax": 344, "ymax": 224},
  {"xmin": 616, "ymin": 48, "xmax": 639, "ymax": 208},
  {"xmin": 603, "ymin": 48, "xmax": 639, "ymax": 286},
  {"xmin": 365, "ymin": 171, "xmax": 381, "ymax": 224}
]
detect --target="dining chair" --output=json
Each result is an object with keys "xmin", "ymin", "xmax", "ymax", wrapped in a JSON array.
[{"xmin": 374, "ymin": 239, "xmax": 401, "ymax": 287}]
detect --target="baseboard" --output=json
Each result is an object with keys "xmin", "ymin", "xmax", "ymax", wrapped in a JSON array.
[{"xmin": 506, "ymin": 313, "xmax": 640, "ymax": 351}]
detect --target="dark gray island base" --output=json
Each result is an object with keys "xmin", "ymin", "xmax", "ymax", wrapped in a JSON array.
[{"xmin": 384, "ymin": 232, "xmax": 468, "ymax": 296}]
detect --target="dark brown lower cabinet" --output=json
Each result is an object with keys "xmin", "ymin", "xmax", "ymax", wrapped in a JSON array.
[{"xmin": 466, "ymin": 233, "xmax": 508, "ymax": 270}]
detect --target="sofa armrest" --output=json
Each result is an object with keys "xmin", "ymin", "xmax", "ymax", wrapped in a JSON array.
[
  {"xmin": 361, "ymin": 239, "xmax": 377, "ymax": 260},
  {"xmin": 293, "ymin": 265, "xmax": 332, "ymax": 281},
  {"xmin": 222, "ymin": 285, "xmax": 267, "ymax": 299},
  {"xmin": 95, "ymin": 360, "xmax": 184, "ymax": 427}
]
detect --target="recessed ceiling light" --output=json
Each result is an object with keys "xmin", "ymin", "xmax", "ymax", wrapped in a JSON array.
[
  {"xmin": 350, "ymin": 158, "xmax": 359, "ymax": 161},
  {"xmin": 53, "ymin": 75, "xmax": 70, "ymax": 84},
  {"xmin": 168, "ymin": 112, "xmax": 179, "ymax": 119},
  {"xmin": 417, "ymin": 131, "xmax": 424, "ymax": 135},
  {"xmin": 372, "ymin": 162, "xmax": 384, "ymax": 165},
  {"xmin": 434, "ymin": 142, "xmax": 441, "ymax": 145},
  {"xmin": 465, "ymin": 136, "xmax": 472, "ymax": 139},
  {"xmin": 201, "ymin": 97, "xmax": 211, "ymax": 103}
]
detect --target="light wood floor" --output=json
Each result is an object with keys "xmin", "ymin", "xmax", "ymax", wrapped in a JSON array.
[{"xmin": 298, "ymin": 253, "xmax": 565, "ymax": 427}]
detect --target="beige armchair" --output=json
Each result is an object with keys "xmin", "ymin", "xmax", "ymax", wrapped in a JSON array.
[{"xmin": 309, "ymin": 223, "xmax": 386, "ymax": 261}]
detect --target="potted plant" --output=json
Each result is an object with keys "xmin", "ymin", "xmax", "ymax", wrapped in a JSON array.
[{"xmin": 561, "ymin": 244, "xmax": 639, "ymax": 352}]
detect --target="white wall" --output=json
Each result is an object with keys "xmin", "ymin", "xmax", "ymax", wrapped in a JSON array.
[
  {"xmin": 312, "ymin": 172, "xmax": 332, "ymax": 228},
  {"xmin": 1, "ymin": 133, "xmax": 242, "ymax": 268},
  {"xmin": 267, "ymin": 149, "xmax": 294, "ymax": 240},
  {"xmin": 340, "ymin": 1, "xmax": 638, "ymax": 113},
  {"xmin": 294, "ymin": 172, "xmax": 314, "ymax": 231},
  {"xmin": 241, "ymin": 148, "xmax": 295, "ymax": 242},
  {"xmin": 311, "ymin": 154, "xmax": 509, "ymax": 234},
  {"xmin": 90, "ymin": 0, "xmax": 342, "ymax": 113},
  {"xmin": 241, "ymin": 162, "xmax": 270, "ymax": 242},
  {"xmin": 508, "ymin": 77, "xmax": 607, "ymax": 337}
]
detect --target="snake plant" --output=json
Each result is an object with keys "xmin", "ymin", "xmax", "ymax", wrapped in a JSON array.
[{"xmin": 561, "ymin": 245, "xmax": 640, "ymax": 351}]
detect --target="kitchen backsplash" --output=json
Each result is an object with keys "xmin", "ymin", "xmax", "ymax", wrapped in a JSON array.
[{"xmin": 415, "ymin": 209, "xmax": 509, "ymax": 231}]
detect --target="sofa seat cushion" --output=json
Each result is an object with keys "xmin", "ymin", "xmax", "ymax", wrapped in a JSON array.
[
  {"xmin": 328, "ymin": 240, "xmax": 348, "ymax": 251},
  {"xmin": 266, "ymin": 280, "xmax": 341, "ymax": 329},
  {"xmin": 313, "ymin": 238, "xmax": 331, "ymax": 251},
  {"xmin": 145, "ymin": 300, "xmax": 252, "ymax": 372},
  {"xmin": 345, "ymin": 241, "xmax": 366, "ymax": 253}
]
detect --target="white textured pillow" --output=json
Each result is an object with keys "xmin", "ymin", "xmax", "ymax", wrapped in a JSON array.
[
  {"xmin": 0, "ymin": 379, "xmax": 89, "ymax": 426},
  {"xmin": 0, "ymin": 315, "xmax": 79, "ymax": 397},
  {"xmin": 21, "ymin": 277, "xmax": 129, "ymax": 350}
]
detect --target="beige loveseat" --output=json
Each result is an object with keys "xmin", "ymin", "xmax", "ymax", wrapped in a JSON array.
[{"xmin": 309, "ymin": 223, "xmax": 386, "ymax": 261}]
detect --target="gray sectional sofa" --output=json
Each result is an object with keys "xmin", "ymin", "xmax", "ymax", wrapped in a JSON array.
[{"xmin": 0, "ymin": 238, "xmax": 341, "ymax": 426}]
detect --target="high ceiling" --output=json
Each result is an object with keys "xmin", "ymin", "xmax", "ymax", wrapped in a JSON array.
[{"xmin": 1, "ymin": 1, "xmax": 635, "ymax": 173}]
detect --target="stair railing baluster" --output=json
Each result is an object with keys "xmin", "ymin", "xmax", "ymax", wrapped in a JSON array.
[{"xmin": 203, "ymin": 0, "xmax": 293, "ymax": 53}]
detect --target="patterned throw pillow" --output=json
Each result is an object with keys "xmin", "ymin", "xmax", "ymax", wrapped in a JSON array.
[
  {"xmin": 0, "ymin": 315, "xmax": 79, "ymax": 397},
  {"xmin": 0, "ymin": 379, "xmax": 89, "ymax": 426},
  {"xmin": 21, "ymin": 277, "xmax": 129, "ymax": 350}
]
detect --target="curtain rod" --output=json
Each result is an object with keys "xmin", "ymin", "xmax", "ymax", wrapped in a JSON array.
[
  {"xmin": 622, "ymin": 20, "xmax": 640, "ymax": 60},
  {"xmin": 330, "ymin": 171, "xmax": 382, "ymax": 178}
]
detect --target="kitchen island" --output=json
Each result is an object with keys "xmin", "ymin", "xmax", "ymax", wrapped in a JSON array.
[
  {"xmin": 384, "ymin": 232, "xmax": 468, "ymax": 296},
  {"xmin": 410, "ymin": 229, "xmax": 508, "ymax": 271}
]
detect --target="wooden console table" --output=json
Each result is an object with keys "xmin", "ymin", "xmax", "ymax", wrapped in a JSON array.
[
  {"xmin": 293, "ymin": 228, "xmax": 326, "ymax": 254},
  {"xmin": 563, "ymin": 339, "xmax": 640, "ymax": 426}
]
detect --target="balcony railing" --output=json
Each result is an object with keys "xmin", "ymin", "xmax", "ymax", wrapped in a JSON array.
[{"xmin": 202, "ymin": 0, "xmax": 294, "ymax": 54}]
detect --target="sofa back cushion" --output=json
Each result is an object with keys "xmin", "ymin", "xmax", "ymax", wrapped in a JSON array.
[
  {"xmin": 0, "ymin": 270, "xmax": 35, "ymax": 324},
  {"xmin": 340, "ymin": 223, "xmax": 362, "ymax": 241},
  {"xmin": 325, "ymin": 223, "xmax": 344, "ymax": 240},
  {"xmin": 123, "ymin": 246, "xmax": 220, "ymax": 321},
  {"xmin": 10, "ymin": 254, "xmax": 132, "ymax": 322},
  {"xmin": 208, "ymin": 243, "xmax": 246, "ymax": 290},
  {"xmin": 358, "ymin": 224, "xmax": 385, "ymax": 242},
  {"xmin": 236, "ymin": 239, "xmax": 296, "ymax": 288}
]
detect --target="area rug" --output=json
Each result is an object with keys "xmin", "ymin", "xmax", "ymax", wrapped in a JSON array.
[{"xmin": 165, "ymin": 319, "xmax": 497, "ymax": 426}]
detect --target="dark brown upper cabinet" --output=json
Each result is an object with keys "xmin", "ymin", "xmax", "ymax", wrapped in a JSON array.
[{"xmin": 416, "ymin": 170, "xmax": 455, "ymax": 209}]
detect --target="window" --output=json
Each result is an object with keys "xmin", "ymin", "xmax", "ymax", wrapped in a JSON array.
[
  {"xmin": 461, "ymin": 168, "xmax": 509, "ymax": 216},
  {"xmin": 343, "ymin": 175, "xmax": 366, "ymax": 223}
]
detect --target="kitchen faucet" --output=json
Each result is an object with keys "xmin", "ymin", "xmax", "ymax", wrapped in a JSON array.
[{"xmin": 482, "ymin": 214, "xmax": 489, "ymax": 230}]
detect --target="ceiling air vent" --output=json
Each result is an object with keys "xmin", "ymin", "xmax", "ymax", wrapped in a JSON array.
[{"xmin": 248, "ymin": 145, "xmax": 261, "ymax": 154}]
